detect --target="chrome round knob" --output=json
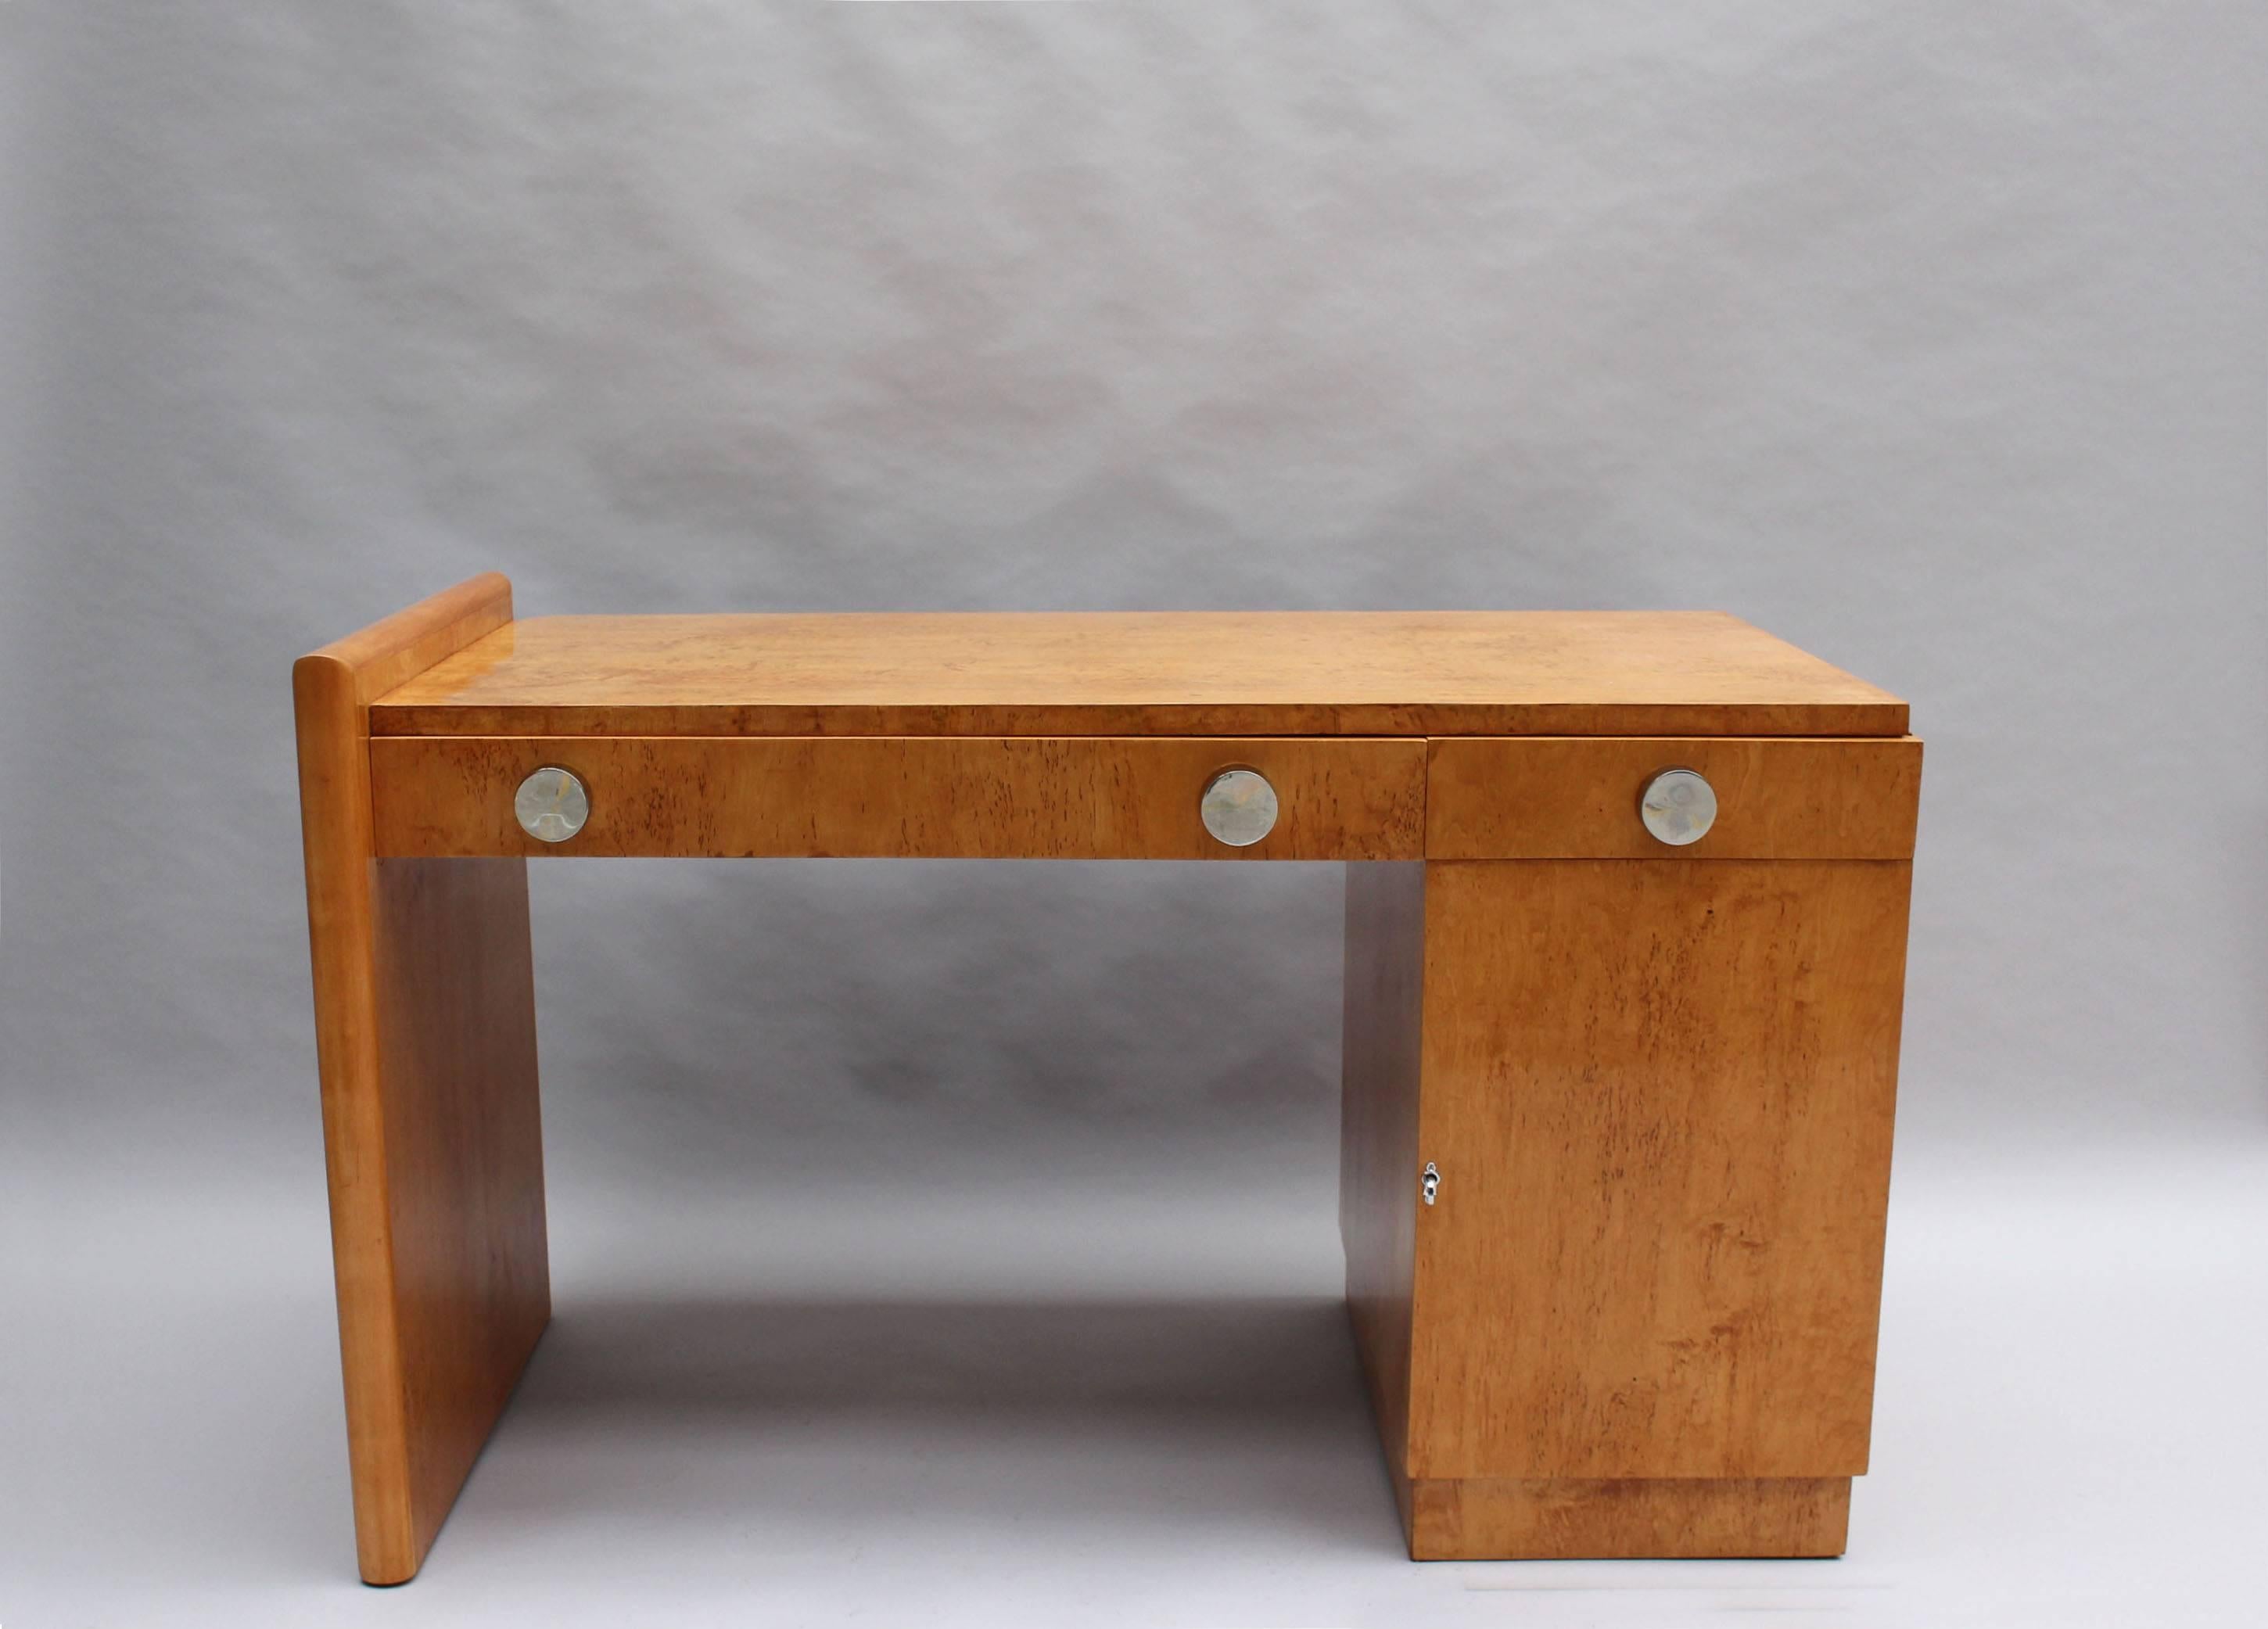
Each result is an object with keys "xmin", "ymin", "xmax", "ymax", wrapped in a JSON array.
[
  {"xmin": 1200, "ymin": 768, "xmax": 1279, "ymax": 848},
  {"xmin": 1639, "ymin": 768, "xmax": 1717, "ymax": 846},
  {"xmin": 514, "ymin": 766, "xmax": 590, "ymax": 844}
]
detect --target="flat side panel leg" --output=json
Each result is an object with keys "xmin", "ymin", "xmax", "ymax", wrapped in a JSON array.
[
  {"xmin": 295, "ymin": 576, "xmax": 548, "ymax": 1584},
  {"xmin": 1339, "ymin": 860, "xmax": 1427, "ymax": 1545},
  {"xmin": 371, "ymin": 856, "xmax": 550, "ymax": 1570}
]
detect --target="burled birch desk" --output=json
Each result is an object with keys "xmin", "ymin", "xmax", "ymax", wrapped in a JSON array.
[{"xmin": 293, "ymin": 573, "xmax": 1919, "ymax": 1584}]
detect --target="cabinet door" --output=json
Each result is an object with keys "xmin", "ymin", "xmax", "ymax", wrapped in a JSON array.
[{"xmin": 1404, "ymin": 859, "xmax": 1911, "ymax": 1480}]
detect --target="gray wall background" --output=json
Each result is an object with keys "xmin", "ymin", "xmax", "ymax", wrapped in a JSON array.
[
  {"xmin": 3, "ymin": 2, "xmax": 2263, "ymax": 1201},
  {"xmin": 4, "ymin": 7, "xmax": 2266, "ymax": 1622}
]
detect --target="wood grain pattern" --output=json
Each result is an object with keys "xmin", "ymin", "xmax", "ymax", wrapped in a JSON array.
[
  {"xmin": 315, "ymin": 572, "xmax": 520, "ymax": 709},
  {"xmin": 1427, "ymin": 736, "xmax": 1923, "ymax": 859},
  {"xmin": 1405, "ymin": 1475, "xmax": 1850, "ymax": 1560},
  {"xmin": 368, "ymin": 735, "xmax": 1427, "ymax": 860},
  {"xmin": 297, "ymin": 579, "xmax": 1922, "ymax": 1571},
  {"xmin": 368, "ymin": 859, "xmax": 549, "ymax": 1574},
  {"xmin": 294, "ymin": 576, "xmax": 549, "ymax": 1584},
  {"xmin": 1339, "ymin": 863, "xmax": 1429, "ymax": 1533},
  {"xmin": 369, "ymin": 612, "xmax": 1908, "ymax": 740},
  {"xmin": 1405, "ymin": 860, "xmax": 1910, "ymax": 1481}
]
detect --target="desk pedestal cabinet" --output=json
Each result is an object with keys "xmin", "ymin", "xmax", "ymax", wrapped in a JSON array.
[{"xmin": 294, "ymin": 576, "xmax": 1918, "ymax": 1582}]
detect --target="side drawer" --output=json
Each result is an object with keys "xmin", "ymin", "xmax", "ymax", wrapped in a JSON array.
[
  {"xmin": 370, "ymin": 735, "xmax": 1428, "ymax": 860},
  {"xmin": 1427, "ymin": 737, "xmax": 1922, "ymax": 860}
]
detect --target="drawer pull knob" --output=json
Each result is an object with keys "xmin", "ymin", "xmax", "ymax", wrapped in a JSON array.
[
  {"xmin": 1200, "ymin": 768, "xmax": 1279, "ymax": 848},
  {"xmin": 1640, "ymin": 767, "xmax": 1717, "ymax": 846},
  {"xmin": 515, "ymin": 766, "xmax": 590, "ymax": 844}
]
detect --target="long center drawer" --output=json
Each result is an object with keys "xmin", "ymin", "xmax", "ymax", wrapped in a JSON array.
[{"xmin": 369, "ymin": 736, "xmax": 1429, "ymax": 860}]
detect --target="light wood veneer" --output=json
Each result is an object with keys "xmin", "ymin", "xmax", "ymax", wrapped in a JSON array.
[
  {"xmin": 1405, "ymin": 859, "xmax": 1909, "ymax": 1481},
  {"xmin": 296, "ymin": 576, "xmax": 1921, "ymax": 1577},
  {"xmin": 1427, "ymin": 735, "xmax": 1922, "ymax": 859},
  {"xmin": 1406, "ymin": 1476, "xmax": 1852, "ymax": 1560},
  {"xmin": 371, "ymin": 610, "xmax": 1907, "ymax": 740},
  {"xmin": 293, "ymin": 578, "xmax": 550, "ymax": 1585},
  {"xmin": 368, "ymin": 735, "xmax": 1426, "ymax": 859}
]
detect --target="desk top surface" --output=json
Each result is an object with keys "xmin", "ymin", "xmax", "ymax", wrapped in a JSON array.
[{"xmin": 370, "ymin": 611, "xmax": 1906, "ymax": 739}]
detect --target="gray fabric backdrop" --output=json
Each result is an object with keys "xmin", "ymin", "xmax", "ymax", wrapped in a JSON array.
[
  {"xmin": 1, "ymin": 9, "xmax": 2265, "ymax": 1620},
  {"xmin": 5, "ymin": 5, "xmax": 2261, "ymax": 1176}
]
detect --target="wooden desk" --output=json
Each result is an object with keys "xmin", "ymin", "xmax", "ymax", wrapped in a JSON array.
[{"xmin": 294, "ymin": 574, "xmax": 1918, "ymax": 1583}]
